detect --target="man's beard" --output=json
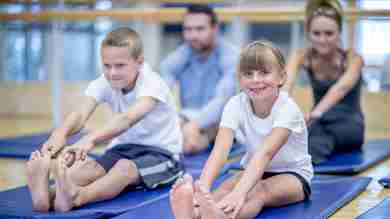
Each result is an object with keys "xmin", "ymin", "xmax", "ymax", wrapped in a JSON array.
[{"xmin": 192, "ymin": 42, "xmax": 213, "ymax": 54}]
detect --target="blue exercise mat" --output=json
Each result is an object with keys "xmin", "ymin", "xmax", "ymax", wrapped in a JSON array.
[
  {"xmin": 182, "ymin": 143, "xmax": 244, "ymax": 170},
  {"xmin": 0, "ymin": 132, "xmax": 84, "ymax": 159},
  {"xmin": 314, "ymin": 139, "xmax": 390, "ymax": 174},
  {"xmin": 378, "ymin": 174, "xmax": 390, "ymax": 188},
  {"xmin": 229, "ymin": 139, "xmax": 390, "ymax": 174},
  {"xmin": 0, "ymin": 168, "xmax": 208, "ymax": 219},
  {"xmin": 356, "ymin": 197, "xmax": 390, "ymax": 219},
  {"xmin": 111, "ymin": 174, "xmax": 371, "ymax": 219},
  {"xmin": 0, "ymin": 133, "xmax": 245, "ymax": 164}
]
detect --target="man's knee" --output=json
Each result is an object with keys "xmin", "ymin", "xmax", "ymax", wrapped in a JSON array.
[
  {"xmin": 183, "ymin": 133, "xmax": 210, "ymax": 154},
  {"xmin": 183, "ymin": 141, "xmax": 207, "ymax": 154}
]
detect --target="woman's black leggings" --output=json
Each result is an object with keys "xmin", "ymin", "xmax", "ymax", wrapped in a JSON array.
[{"xmin": 308, "ymin": 110, "xmax": 365, "ymax": 164}]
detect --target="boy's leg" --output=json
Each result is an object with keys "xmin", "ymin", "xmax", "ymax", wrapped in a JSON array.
[
  {"xmin": 54, "ymin": 158, "xmax": 139, "ymax": 212},
  {"xmin": 235, "ymin": 174, "xmax": 306, "ymax": 219},
  {"xmin": 66, "ymin": 157, "xmax": 106, "ymax": 186},
  {"xmin": 26, "ymin": 151, "xmax": 51, "ymax": 212}
]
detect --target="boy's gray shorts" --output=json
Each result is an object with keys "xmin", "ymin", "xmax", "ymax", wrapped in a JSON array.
[{"xmin": 95, "ymin": 143, "xmax": 184, "ymax": 190}]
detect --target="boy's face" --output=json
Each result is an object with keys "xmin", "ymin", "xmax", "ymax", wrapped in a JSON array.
[
  {"xmin": 101, "ymin": 46, "xmax": 142, "ymax": 91},
  {"xmin": 239, "ymin": 63, "xmax": 286, "ymax": 102},
  {"xmin": 183, "ymin": 13, "xmax": 217, "ymax": 53}
]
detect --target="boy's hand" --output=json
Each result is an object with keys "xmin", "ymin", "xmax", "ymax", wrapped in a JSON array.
[
  {"xmin": 217, "ymin": 190, "xmax": 246, "ymax": 219},
  {"xmin": 41, "ymin": 134, "xmax": 67, "ymax": 157},
  {"xmin": 62, "ymin": 145, "xmax": 87, "ymax": 167},
  {"xmin": 62, "ymin": 138, "xmax": 93, "ymax": 166}
]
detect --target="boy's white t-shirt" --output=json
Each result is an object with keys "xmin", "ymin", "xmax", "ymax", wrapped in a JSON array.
[
  {"xmin": 85, "ymin": 63, "xmax": 182, "ymax": 155},
  {"xmin": 220, "ymin": 91, "xmax": 313, "ymax": 183}
]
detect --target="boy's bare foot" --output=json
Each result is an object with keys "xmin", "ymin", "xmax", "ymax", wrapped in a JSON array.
[
  {"xmin": 194, "ymin": 181, "xmax": 226, "ymax": 219},
  {"xmin": 53, "ymin": 157, "xmax": 81, "ymax": 212},
  {"xmin": 170, "ymin": 174, "xmax": 195, "ymax": 219},
  {"xmin": 26, "ymin": 151, "xmax": 51, "ymax": 212}
]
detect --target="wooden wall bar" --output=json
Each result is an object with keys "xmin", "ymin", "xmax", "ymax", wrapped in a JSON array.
[
  {"xmin": 1, "ymin": 8, "xmax": 389, "ymax": 23},
  {"xmin": 0, "ymin": 0, "xmax": 228, "ymax": 5}
]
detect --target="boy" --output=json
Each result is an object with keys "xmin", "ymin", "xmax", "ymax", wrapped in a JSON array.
[{"xmin": 26, "ymin": 27, "xmax": 184, "ymax": 212}]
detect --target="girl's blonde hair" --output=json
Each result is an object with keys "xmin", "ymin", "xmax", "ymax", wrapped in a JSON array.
[
  {"xmin": 238, "ymin": 40, "xmax": 286, "ymax": 76},
  {"xmin": 101, "ymin": 27, "xmax": 143, "ymax": 59},
  {"xmin": 305, "ymin": 0, "xmax": 344, "ymax": 32}
]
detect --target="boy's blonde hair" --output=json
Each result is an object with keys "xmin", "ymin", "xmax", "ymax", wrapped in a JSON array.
[
  {"xmin": 305, "ymin": 0, "xmax": 343, "ymax": 32},
  {"xmin": 238, "ymin": 40, "xmax": 286, "ymax": 78},
  {"xmin": 101, "ymin": 27, "xmax": 143, "ymax": 59}
]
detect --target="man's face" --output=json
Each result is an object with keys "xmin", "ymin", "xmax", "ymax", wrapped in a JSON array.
[{"xmin": 183, "ymin": 13, "xmax": 217, "ymax": 52}]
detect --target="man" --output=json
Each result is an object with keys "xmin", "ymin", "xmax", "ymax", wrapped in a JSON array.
[{"xmin": 160, "ymin": 4, "xmax": 239, "ymax": 154}]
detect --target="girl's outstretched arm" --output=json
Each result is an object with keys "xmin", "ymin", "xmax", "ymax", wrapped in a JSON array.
[
  {"xmin": 217, "ymin": 128, "xmax": 291, "ymax": 217},
  {"xmin": 199, "ymin": 127, "xmax": 235, "ymax": 190}
]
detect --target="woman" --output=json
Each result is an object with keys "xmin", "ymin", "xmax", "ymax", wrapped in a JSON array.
[{"xmin": 284, "ymin": 0, "xmax": 365, "ymax": 164}]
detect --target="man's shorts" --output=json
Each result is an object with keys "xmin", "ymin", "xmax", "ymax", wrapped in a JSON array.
[{"xmin": 95, "ymin": 143, "xmax": 184, "ymax": 190}]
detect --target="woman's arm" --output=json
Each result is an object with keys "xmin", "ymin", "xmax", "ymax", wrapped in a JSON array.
[
  {"xmin": 310, "ymin": 50, "xmax": 364, "ymax": 117},
  {"xmin": 199, "ymin": 127, "xmax": 235, "ymax": 190},
  {"xmin": 284, "ymin": 49, "xmax": 306, "ymax": 95}
]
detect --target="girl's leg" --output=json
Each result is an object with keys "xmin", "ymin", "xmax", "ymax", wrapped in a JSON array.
[
  {"xmin": 194, "ymin": 181, "xmax": 227, "ymax": 219},
  {"xmin": 170, "ymin": 174, "xmax": 196, "ymax": 219},
  {"xmin": 170, "ymin": 172, "xmax": 242, "ymax": 219},
  {"xmin": 236, "ymin": 174, "xmax": 305, "ymax": 219},
  {"xmin": 211, "ymin": 171, "xmax": 243, "ymax": 201},
  {"xmin": 54, "ymin": 158, "xmax": 140, "ymax": 212}
]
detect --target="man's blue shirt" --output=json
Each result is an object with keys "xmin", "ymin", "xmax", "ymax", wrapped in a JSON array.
[{"xmin": 160, "ymin": 39, "xmax": 239, "ymax": 128}]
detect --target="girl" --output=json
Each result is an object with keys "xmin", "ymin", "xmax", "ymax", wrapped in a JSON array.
[{"xmin": 170, "ymin": 40, "xmax": 313, "ymax": 219}]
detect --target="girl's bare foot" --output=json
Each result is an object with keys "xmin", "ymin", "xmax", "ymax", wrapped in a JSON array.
[
  {"xmin": 170, "ymin": 174, "xmax": 195, "ymax": 219},
  {"xmin": 194, "ymin": 181, "xmax": 226, "ymax": 219}
]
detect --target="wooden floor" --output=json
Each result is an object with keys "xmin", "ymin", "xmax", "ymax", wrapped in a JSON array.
[{"xmin": 0, "ymin": 116, "xmax": 389, "ymax": 218}]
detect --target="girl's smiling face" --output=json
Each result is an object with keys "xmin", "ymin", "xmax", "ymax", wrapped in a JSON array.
[
  {"xmin": 238, "ymin": 44, "xmax": 286, "ymax": 102},
  {"xmin": 239, "ymin": 64, "xmax": 285, "ymax": 102}
]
